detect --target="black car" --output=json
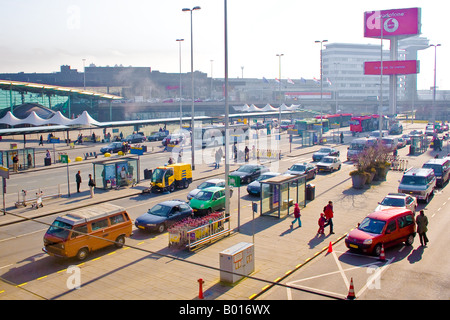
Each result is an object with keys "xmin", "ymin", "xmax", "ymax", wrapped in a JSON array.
[
  {"xmin": 312, "ymin": 147, "xmax": 340, "ymax": 162},
  {"xmin": 134, "ymin": 200, "xmax": 193, "ymax": 233},
  {"xmin": 284, "ymin": 163, "xmax": 317, "ymax": 180},
  {"xmin": 124, "ymin": 133, "xmax": 146, "ymax": 144},
  {"xmin": 100, "ymin": 142, "xmax": 124, "ymax": 154},
  {"xmin": 147, "ymin": 131, "xmax": 169, "ymax": 141},
  {"xmin": 229, "ymin": 164, "xmax": 269, "ymax": 184}
]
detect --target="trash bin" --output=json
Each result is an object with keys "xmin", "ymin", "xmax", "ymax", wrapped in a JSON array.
[
  {"xmin": 306, "ymin": 184, "xmax": 315, "ymax": 201},
  {"xmin": 144, "ymin": 169, "xmax": 152, "ymax": 180},
  {"xmin": 44, "ymin": 157, "xmax": 51, "ymax": 166}
]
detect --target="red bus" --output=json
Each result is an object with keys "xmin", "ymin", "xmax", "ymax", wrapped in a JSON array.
[{"xmin": 350, "ymin": 114, "xmax": 388, "ymax": 133}]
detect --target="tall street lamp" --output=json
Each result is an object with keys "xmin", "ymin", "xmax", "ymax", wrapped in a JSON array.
[
  {"xmin": 182, "ymin": 6, "xmax": 201, "ymax": 170},
  {"xmin": 315, "ymin": 40, "xmax": 328, "ymax": 134},
  {"xmin": 276, "ymin": 53, "xmax": 284, "ymax": 126},
  {"xmin": 430, "ymin": 43, "xmax": 441, "ymax": 123},
  {"xmin": 176, "ymin": 39, "xmax": 184, "ymax": 130},
  {"xmin": 224, "ymin": 0, "xmax": 230, "ymax": 218}
]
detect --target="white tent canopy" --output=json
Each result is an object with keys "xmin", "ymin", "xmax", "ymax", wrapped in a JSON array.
[
  {"xmin": 0, "ymin": 110, "xmax": 101, "ymax": 127},
  {"xmin": 247, "ymin": 104, "xmax": 262, "ymax": 112},
  {"xmin": 260, "ymin": 104, "xmax": 277, "ymax": 112}
]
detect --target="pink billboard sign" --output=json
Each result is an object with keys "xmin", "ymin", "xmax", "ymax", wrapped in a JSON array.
[
  {"xmin": 364, "ymin": 60, "xmax": 419, "ymax": 75},
  {"xmin": 364, "ymin": 7, "xmax": 421, "ymax": 39}
]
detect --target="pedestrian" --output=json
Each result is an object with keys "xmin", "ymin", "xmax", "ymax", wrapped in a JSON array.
[
  {"xmin": 324, "ymin": 201, "xmax": 334, "ymax": 234},
  {"xmin": 416, "ymin": 210, "xmax": 429, "ymax": 246},
  {"xmin": 39, "ymin": 135, "xmax": 44, "ymax": 146},
  {"xmin": 340, "ymin": 132, "xmax": 344, "ymax": 144},
  {"xmin": 76, "ymin": 171, "xmax": 82, "ymax": 193},
  {"xmin": 245, "ymin": 146, "xmax": 249, "ymax": 162},
  {"xmin": 177, "ymin": 150, "xmax": 183, "ymax": 163},
  {"xmin": 12, "ymin": 154, "xmax": 19, "ymax": 173},
  {"xmin": 291, "ymin": 203, "xmax": 301, "ymax": 228},
  {"xmin": 88, "ymin": 174, "xmax": 95, "ymax": 198},
  {"xmin": 317, "ymin": 213, "xmax": 327, "ymax": 235},
  {"xmin": 214, "ymin": 149, "xmax": 220, "ymax": 169}
]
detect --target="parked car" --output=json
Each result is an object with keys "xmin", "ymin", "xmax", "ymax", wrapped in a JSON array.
[
  {"xmin": 345, "ymin": 208, "xmax": 416, "ymax": 256},
  {"xmin": 135, "ymin": 200, "xmax": 193, "ymax": 233},
  {"xmin": 147, "ymin": 131, "xmax": 169, "ymax": 141},
  {"xmin": 229, "ymin": 164, "xmax": 269, "ymax": 184},
  {"xmin": 187, "ymin": 178, "xmax": 229, "ymax": 201},
  {"xmin": 398, "ymin": 137, "xmax": 409, "ymax": 147},
  {"xmin": 100, "ymin": 142, "xmax": 124, "ymax": 154},
  {"xmin": 284, "ymin": 163, "xmax": 317, "ymax": 180},
  {"xmin": 189, "ymin": 186, "xmax": 229, "ymax": 215},
  {"xmin": 398, "ymin": 168, "xmax": 436, "ymax": 203},
  {"xmin": 312, "ymin": 147, "xmax": 340, "ymax": 162},
  {"xmin": 162, "ymin": 133, "xmax": 187, "ymax": 147},
  {"xmin": 316, "ymin": 156, "xmax": 342, "ymax": 172},
  {"xmin": 401, "ymin": 134, "xmax": 411, "ymax": 145},
  {"xmin": 425, "ymin": 125, "xmax": 436, "ymax": 136},
  {"xmin": 422, "ymin": 158, "xmax": 450, "ymax": 188},
  {"xmin": 123, "ymin": 133, "xmax": 146, "ymax": 144},
  {"xmin": 247, "ymin": 172, "xmax": 280, "ymax": 196},
  {"xmin": 375, "ymin": 193, "xmax": 417, "ymax": 213}
]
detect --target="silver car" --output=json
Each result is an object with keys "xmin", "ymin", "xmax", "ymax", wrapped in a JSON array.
[
  {"xmin": 316, "ymin": 156, "xmax": 341, "ymax": 172},
  {"xmin": 187, "ymin": 179, "xmax": 232, "ymax": 200}
]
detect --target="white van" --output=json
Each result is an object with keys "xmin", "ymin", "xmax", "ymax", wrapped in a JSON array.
[
  {"xmin": 380, "ymin": 136, "xmax": 399, "ymax": 152},
  {"xmin": 347, "ymin": 137, "xmax": 378, "ymax": 161}
]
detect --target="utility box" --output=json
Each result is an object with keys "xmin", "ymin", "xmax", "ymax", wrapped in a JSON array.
[{"xmin": 219, "ymin": 242, "xmax": 254, "ymax": 284}]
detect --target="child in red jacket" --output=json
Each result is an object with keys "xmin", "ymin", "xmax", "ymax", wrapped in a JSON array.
[{"xmin": 317, "ymin": 213, "xmax": 326, "ymax": 235}]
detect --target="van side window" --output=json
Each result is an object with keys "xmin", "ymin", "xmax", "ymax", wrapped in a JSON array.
[
  {"xmin": 91, "ymin": 218, "xmax": 109, "ymax": 231},
  {"xmin": 71, "ymin": 225, "xmax": 88, "ymax": 238},
  {"xmin": 386, "ymin": 220, "xmax": 396, "ymax": 233},
  {"xmin": 110, "ymin": 214, "xmax": 125, "ymax": 225}
]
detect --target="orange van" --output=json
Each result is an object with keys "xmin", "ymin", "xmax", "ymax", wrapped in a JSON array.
[
  {"xmin": 345, "ymin": 208, "xmax": 416, "ymax": 256},
  {"xmin": 43, "ymin": 203, "xmax": 132, "ymax": 260}
]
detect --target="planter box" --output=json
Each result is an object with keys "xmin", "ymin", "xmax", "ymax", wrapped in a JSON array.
[{"xmin": 351, "ymin": 174, "xmax": 367, "ymax": 189}]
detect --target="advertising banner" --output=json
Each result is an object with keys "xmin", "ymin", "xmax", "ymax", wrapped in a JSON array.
[
  {"xmin": 364, "ymin": 7, "xmax": 421, "ymax": 39},
  {"xmin": 364, "ymin": 60, "xmax": 419, "ymax": 75}
]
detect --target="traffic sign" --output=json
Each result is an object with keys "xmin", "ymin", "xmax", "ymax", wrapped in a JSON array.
[
  {"xmin": 228, "ymin": 175, "xmax": 241, "ymax": 188},
  {"xmin": 61, "ymin": 154, "xmax": 69, "ymax": 164}
]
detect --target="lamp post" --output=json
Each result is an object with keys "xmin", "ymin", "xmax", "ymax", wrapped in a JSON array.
[
  {"xmin": 430, "ymin": 44, "xmax": 441, "ymax": 123},
  {"xmin": 315, "ymin": 40, "xmax": 328, "ymax": 134},
  {"xmin": 182, "ymin": 6, "xmax": 201, "ymax": 170},
  {"xmin": 276, "ymin": 53, "xmax": 284, "ymax": 126},
  {"xmin": 176, "ymin": 39, "xmax": 184, "ymax": 130},
  {"xmin": 224, "ymin": 0, "xmax": 230, "ymax": 218}
]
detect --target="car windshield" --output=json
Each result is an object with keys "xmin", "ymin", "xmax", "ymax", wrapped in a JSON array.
[
  {"xmin": 349, "ymin": 143, "xmax": 364, "ymax": 150},
  {"xmin": 257, "ymin": 174, "xmax": 274, "ymax": 181},
  {"xmin": 148, "ymin": 204, "xmax": 172, "ymax": 217},
  {"xmin": 423, "ymin": 164, "xmax": 442, "ymax": 174},
  {"xmin": 318, "ymin": 148, "xmax": 331, "ymax": 153},
  {"xmin": 151, "ymin": 168, "xmax": 166, "ymax": 183},
  {"xmin": 126, "ymin": 135, "xmax": 134, "ymax": 139},
  {"xmin": 197, "ymin": 182, "xmax": 216, "ymax": 189},
  {"xmin": 401, "ymin": 176, "xmax": 427, "ymax": 185},
  {"xmin": 237, "ymin": 166, "xmax": 255, "ymax": 173},
  {"xmin": 321, "ymin": 158, "xmax": 333, "ymax": 163},
  {"xmin": 289, "ymin": 165, "xmax": 306, "ymax": 172},
  {"xmin": 46, "ymin": 220, "xmax": 73, "ymax": 240},
  {"xmin": 358, "ymin": 217, "xmax": 386, "ymax": 235},
  {"xmin": 380, "ymin": 197, "xmax": 405, "ymax": 207},
  {"xmin": 195, "ymin": 191, "xmax": 213, "ymax": 201}
]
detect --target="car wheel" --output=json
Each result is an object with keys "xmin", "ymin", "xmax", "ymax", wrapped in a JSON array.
[
  {"xmin": 337, "ymin": 165, "xmax": 341, "ymax": 171},
  {"xmin": 372, "ymin": 244, "xmax": 382, "ymax": 257},
  {"xmin": 405, "ymin": 234, "xmax": 414, "ymax": 246},
  {"xmin": 76, "ymin": 247, "xmax": 89, "ymax": 261},
  {"xmin": 115, "ymin": 235, "xmax": 125, "ymax": 248},
  {"xmin": 169, "ymin": 184, "xmax": 175, "ymax": 193},
  {"xmin": 157, "ymin": 223, "xmax": 166, "ymax": 233}
]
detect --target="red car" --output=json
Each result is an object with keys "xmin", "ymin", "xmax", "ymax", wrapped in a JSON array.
[{"xmin": 345, "ymin": 208, "xmax": 416, "ymax": 256}]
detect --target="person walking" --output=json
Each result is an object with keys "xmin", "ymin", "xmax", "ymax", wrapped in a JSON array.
[
  {"xmin": 291, "ymin": 203, "xmax": 301, "ymax": 228},
  {"xmin": 324, "ymin": 201, "xmax": 334, "ymax": 234},
  {"xmin": 76, "ymin": 171, "xmax": 82, "ymax": 193},
  {"xmin": 416, "ymin": 210, "xmax": 429, "ymax": 246},
  {"xmin": 88, "ymin": 174, "xmax": 95, "ymax": 198},
  {"xmin": 12, "ymin": 154, "xmax": 19, "ymax": 173},
  {"xmin": 39, "ymin": 135, "xmax": 44, "ymax": 146},
  {"xmin": 317, "ymin": 213, "xmax": 327, "ymax": 235}
]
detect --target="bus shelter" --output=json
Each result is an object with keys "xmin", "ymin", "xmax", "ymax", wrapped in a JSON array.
[
  {"xmin": 93, "ymin": 157, "xmax": 139, "ymax": 189},
  {"xmin": 260, "ymin": 174, "xmax": 306, "ymax": 218},
  {"xmin": 1, "ymin": 147, "xmax": 35, "ymax": 170},
  {"xmin": 409, "ymin": 134, "xmax": 428, "ymax": 155}
]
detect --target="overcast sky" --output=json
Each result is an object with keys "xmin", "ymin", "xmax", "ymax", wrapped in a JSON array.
[{"xmin": 0, "ymin": 0, "xmax": 447, "ymax": 90}]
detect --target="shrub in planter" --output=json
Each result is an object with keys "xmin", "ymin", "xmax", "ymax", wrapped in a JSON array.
[{"xmin": 350, "ymin": 169, "xmax": 369, "ymax": 189}]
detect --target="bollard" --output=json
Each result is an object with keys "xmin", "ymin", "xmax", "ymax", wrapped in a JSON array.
[{"xmin": 198, "ymin": 278, "xmax": 204, "ymax": 299}]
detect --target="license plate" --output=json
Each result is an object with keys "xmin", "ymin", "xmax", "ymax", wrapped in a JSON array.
[
  {"xmin": 138, "ymin": 226, "xmax": 145, "ymax": 230},
  {"xmin": 349, "ymin": 244, "xmax": 358, "ymax": 249}
]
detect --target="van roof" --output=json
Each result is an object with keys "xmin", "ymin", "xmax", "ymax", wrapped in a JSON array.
[
  {"xmin": 403, "ymin": 167, "xmax": 434, "ymax": 177},
  {"xmin": 368, "ymin": 207, "xmax": 412, "ymax": 221},
  {"xmin": 56, "ymin": 203, "xmax": 126, "ymax": 226},
  {"xmin": 424, "ymin": 158, "xmax": 449, "ymax": 165}
]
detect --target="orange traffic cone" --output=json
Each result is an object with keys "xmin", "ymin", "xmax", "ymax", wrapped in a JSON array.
[
  {"xmin": 327, "ymin": 241, "xmax": 333, "ymax": 254},
  {"xmin": 379, "ymin": 244, "xmax": 386, "ymax": 261},
  {"xmin": 347, "ymin": 277, "xmax": 356, "ymax": 300}
]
